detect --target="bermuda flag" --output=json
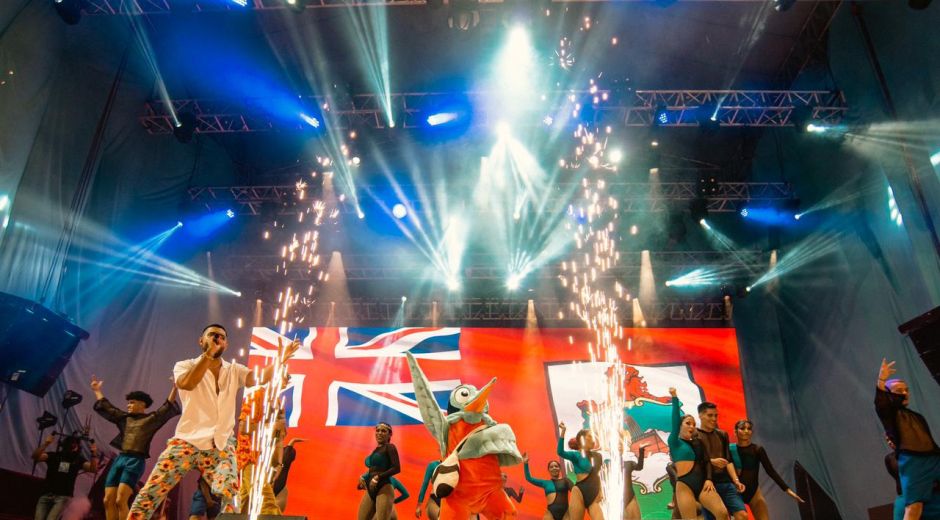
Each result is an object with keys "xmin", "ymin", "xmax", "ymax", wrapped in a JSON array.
[{"xmin": 247, "ymin": 327, "xmax": 745, "ymax": 520}]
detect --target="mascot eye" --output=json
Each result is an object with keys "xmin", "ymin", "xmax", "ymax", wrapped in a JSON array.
[{"xmin": 453, "ymin": 386, "xmax": 472, "ymax": 404}]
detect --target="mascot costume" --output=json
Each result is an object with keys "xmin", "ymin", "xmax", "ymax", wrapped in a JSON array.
[{"xmin": 406, "ymin": 353, "xmax": 523, "ymax": 519}]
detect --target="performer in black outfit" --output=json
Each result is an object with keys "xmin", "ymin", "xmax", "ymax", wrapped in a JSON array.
[
  {"xmin": 503, "ymin": 473, "xmax": 525, "ymax": 503},
  {"xmin": 696, "ymin": 401, "xmax": 747, "ymax": 520},
  {"xmin": 33, "ymin": 433, "xmax": 99, "ymax": 520},
  {"xmin": 622, "ymin": 445, "xmax": 646, "ymax": 520},
  {"xmin": 91, "ymin": 376, "xmax": 180, "ymax": 520},
  {"xmin": 730, "ymin": 420, "xmax": 803, "ymax": 519},
  {"xmin": 876, "ymin": 359, "xmax": 940, "ymax": 520},
  {"xmin": 274, "ymin": 438, "xmax": 304, "ymax": 512},
  {"xmin": 523, "ymin": 452, "xmax": 573, "ymax": 520},
  {"xmin": 357, "ymin": 422, "xmax": 401, "ymax": 520}
]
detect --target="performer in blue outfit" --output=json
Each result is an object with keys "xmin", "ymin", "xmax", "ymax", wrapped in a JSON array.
[
  {"xmin": 876, "ymin": 359, "xmax": 940, "ymax": 520},
  {"xmin": 91, "ymin": 376, "xmax": 180, "ymax": 520},
  {"xmin": 523, "ymin": 452, "xmax": 573, "ymax": 520},
  {"xmin": 557, "ymin": 422, "xmax": 605, "ymax": 520},
  {"xmin": 415, "ymin": 460, "xmax": 442, "ymax": 520},
  {"xmin": 667, "ymin": 388, "xmax": 728, "ymax": 520}
]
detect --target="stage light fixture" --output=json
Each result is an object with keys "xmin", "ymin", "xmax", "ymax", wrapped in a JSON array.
[
  {"xmin": 773, "ymin": 0, "xmax": 796, "ymax": 11},
  {"xmin": 446, "ymin": 277, "xmax": 460, "ymax": 291},
  {"xmin": 401, "ymin": 296, "xmax": 407, "ymax": 303},
  {"xmin": 496, "ymin": 121, "xmax": 511, "ymax": 140},
  {"xmin": 740, "ymin": 207, "xmax": 749, "ymax": 218},
  {"xmin": 609, "ymin": 149, "xmax": 623, "ymax": 164},
  {"xmin": 0, "ymin": 194, "xmax": 9, "ymax": 211},
  {"xmin": 176, "ymin": 221, "xmax": 184, "ymax": 228},
  {"xmin": 427, "ymin": 112, "xmax": 458, "ymax": 126},
  {"xmin": 653, "ymin": 104, "xmax": 669, "ymax": 126},
  {"xmin": 226, "ymin": 209, "xmax": 236, "ymax": 219},
  {"xmin": 300, "ymin": 113, "xmax": 321, "ymax": 129},
  {"xmin": 173, "ymin": 112, "xmax": 197, "ymax": 144},
  {"xmin": 53, "ymin": 0, "xmax": 84, "ymax": 25},
  {"xmin": 929, "ymin": 150, "xmax": 939, "ymax": 167},
  {"xmin": 697, "ymin": 103, "xmax": 721, "ymax": 131},
  {"xmin": 699, "ymin": 219, "xmax": 711, "ymax": 230},
  {"xmin": 286, "ymin": 0, "xmax": 309, "ymax": 12},
  {"xmin": 392, "ymin": 203, "xmax": 408, "ymax": 219},
  {"xmin": 506, "ymin": 273, "xmax": 522, "ymax": 291}
]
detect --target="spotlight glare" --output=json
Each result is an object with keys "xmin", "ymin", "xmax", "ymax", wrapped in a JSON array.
[
  {"xmin": 401, "ymin": 296, "xmax": 407, "ymax": 303},
  {"xmin": 300, "ymin": 113, "xmax": 321, "ymax": 128},
  {"xmin": 176, "ymin": 221, "xmax": 184, "ymax": 228},
  {"xmin": 543, "ymin": 116, "xmax": 554, "ymax": 126},
  {"xmin": 234, "ymin": 291, "xmax": 242, "ymax": 297},
  {"xmin": 506, "ymin": 274, "xmax": 521, "ymax": 291},
  {"xmin": 740, "ymin": 208, "xmax": 749, "ymax": 218},
  {"xmin": 794, "ymin": 213, "xmax": 802, "ymax": 220},
  {"xmin": 806, "ymin": 123, "xmax": 826, "ymax": 134},
  {"xmin": 609, "ymin": 149, "xmax": 623, "ymax": 164},
  {"xmin": 446, "ymin": 277, "xmax": 460, "ymax": 291},
  {"xmin": 392, "ymin": 203, "xmax": 408, "ymax": 219},
  {"xmin": 650, "ymin": 140, "xmax": 659, "ymax": 148},
  {"xmin": 630, "ymin": 225, "xmax": 638, "ymax": 235},
  {"xmin": 930, "ymin": 150, "xmax": 940, "ymax": 167},
  {"xmin": 0, "ymin": 194, "xmax": 8, "ymax": 211},
  {"xmin": 226, "ymin": 209, "xmax": 236, "ymax": 219},
  {"xmin": 427, "ymin": 112, "xmax": 458, "ymax": 126},
  {"xmin": 357, "ymin": 210, "xmax": 366, "ymax": 220},
  {"xmin": 496, "ymin": 121, "xmax": 511, "ymax": 139},
  {"xmin": 699, "ymin": 219, "xmax": 710, "ymax": 230},
  {"xmin": 746, "ymin": 286, "xmax": 752, "ymax": 292}
]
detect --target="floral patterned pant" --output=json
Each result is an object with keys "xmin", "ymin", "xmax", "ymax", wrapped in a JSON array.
[{"xmin": 128, "ymin": 437, "xmax": 239, "ymax": 519}]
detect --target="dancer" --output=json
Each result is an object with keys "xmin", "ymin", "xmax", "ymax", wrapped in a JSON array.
[
  {"xmin": 622, "ymin": 445, "xmax": 646, "ymax": 520},
  {"xmin": 188, "ymin": 478, "xmax": 221, "ymax": 520},
  {"xmin": 357, "ymin": 422, "xmax": 401, "ymax": 520},
  {"xmin": 415, "ymin": 460, "xmax": 441, "ymax": 520},
  {"xmin": 91, "ymin": 376, "xmax": 180, "ymax": 520},
  {"xmin": 730, "ymin": 419, "xmax": 804, "ymax": 519},
  {"xmin": 885, "ymin": 436, "xmax": 940, "ymax": 520},
  {"xmin": 876, "ymin": 359, "xmax": 940, "ymax": 520},
  {"xmin": 128, "ymin": 325, "xmax": 300, "ymax": 519},
  {"xmin": 557, "ymin": 422, "xmax": 605, "ymax": 520},
  {"xmin": 503, "ymin": 474, "xmax": 525, "ymax": 504},
  {"xmin": 273, "ymin": 438, "xmax": 304, "ymax": 512},
  {"xmin": 697, "ymin": 401, "xmax": 747, "ymax": 520},
  {"xmin": 406, "ymin": 354, "xmax": 523, "ymax": 520},
  {"xmin": 32, "ymin": 434, "xmax": 99, "ymax": 520},
  {"xmin": 665, "ymin": 462, "xmax": 680, "ymax": 519},
  {"xmin": 522, "ymin": 452, "xmax": 572, "ymax": 520},
  {"xmin": 667, "ymin": 388, "xmax": 728, "ymax": 520}
]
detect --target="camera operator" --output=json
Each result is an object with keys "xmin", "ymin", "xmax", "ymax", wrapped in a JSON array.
[{"xmin": 32, "ymin": 433, "xmax": 99, "ymax": 520}]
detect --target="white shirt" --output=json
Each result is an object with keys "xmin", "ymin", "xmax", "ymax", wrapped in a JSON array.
[{"xmin": 172, "ymin": 356, "xmax": 250, "ymax": 451}]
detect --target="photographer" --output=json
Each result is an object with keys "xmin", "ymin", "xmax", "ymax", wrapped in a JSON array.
[{"xmin": 32, "ymin": 433, "xmax": 99, "ymax": 520}]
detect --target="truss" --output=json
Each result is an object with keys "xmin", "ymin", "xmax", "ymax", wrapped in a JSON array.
[
  {"xmin": 216, "ymin": 250, "xmax": 766, "ymax": 282},
  {"xmin": 299, "ymin": 298, "xmax": 730, "ymax": 326},
  {"xmin": 603, "ymin": 90, "xmax": 847, "ymax": 127},
  {"xmin": 189, "ymin": 181, "xmax": 793, "ymax": 216},
  {"xmin": 142, "ymin": 89, "xmax": 846, "ymax": 135}
]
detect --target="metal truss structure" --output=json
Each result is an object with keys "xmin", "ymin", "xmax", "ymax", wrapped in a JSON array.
[
  {"xmin": 301, "ymin": 298, "xmax": 730, "ymax": 326},
  {"xmin": 141, "ymin": 89, "xmax": 846, "ymax": 135},
  {"xmin": 216, "ymin": 250, "xmax": 766, "ymax": 282},
  {"xmin": 189, "ymin": 181, "xmax": 793, "ymax": 216},
  {"xmin": 603, "ymin": 90, "xmax": 847, "ymax": 127}
]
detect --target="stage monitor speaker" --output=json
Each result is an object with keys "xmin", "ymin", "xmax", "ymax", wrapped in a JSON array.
[
  {"xmin": 0, "ymin": 292, "xmax": 89, "ymax": 397},
  {"xmin": 899, "ymin": 305, "xmax": 940, "ymax": 387}
]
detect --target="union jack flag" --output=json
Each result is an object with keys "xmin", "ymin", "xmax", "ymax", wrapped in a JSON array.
[{"xmin": 249, "ymin": 327, "xmax": 461, "ymax": 428}]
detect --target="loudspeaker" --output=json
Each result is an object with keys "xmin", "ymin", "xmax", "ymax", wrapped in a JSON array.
[
  {"xmin": 899, "ymin": 305, "xmax": 940, "ymax": 387},
  {"xmin": 0, "ymin": 292, "xmax": 89, "ymax": 397}
]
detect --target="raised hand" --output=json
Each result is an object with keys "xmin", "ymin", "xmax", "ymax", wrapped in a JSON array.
[
  {"xmin": 558, "ymin": 422, "xmax": 567, "ymax": 436},
  {"xmin": 668, "ymin": 387, "xmax": 677, "ymax": 397},
  {"xmin": 277, "ymin": 337, "xmax": 302, "ymax": 362},
  {"xmin": 879, "ymin": 358, "xmax": 897, "ymax": 384},
  {"xmin": 415, "ymin": 506, "xmax": 423, "ymax": 518},
  {"xmin": 522, "ymin": 452, "xmax": 529, "ymax": 464},
  {"xmin": 90, "ymin": 376, "xmax": 103, "ymax": 392}
]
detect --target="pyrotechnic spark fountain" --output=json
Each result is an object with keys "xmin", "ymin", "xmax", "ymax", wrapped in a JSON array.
[
  {"xmin": 266, "ymin": 176, "xmax": 339, "ymax": 334},
  {"xmin": 558, "ymin": 92, "xmax": 633, "ymax": 519},
  {"xmin": 245, "ymin": 339, "xmax": 293, "ymax": 518}
]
